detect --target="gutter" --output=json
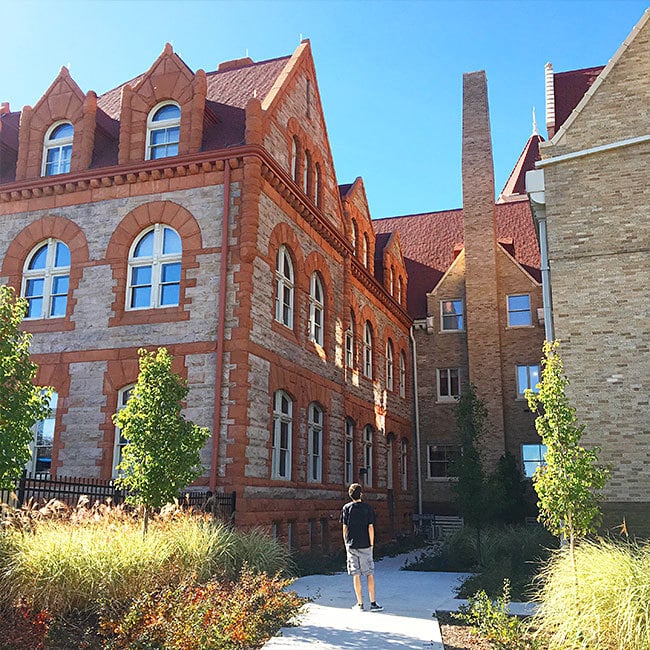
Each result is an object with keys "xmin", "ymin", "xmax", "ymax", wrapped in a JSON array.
[
  {"xmin": 537, "ymin": 134, "xmax": 650, "ymax": 168},
  {"xmin": 210, "ymin": 161, "xmax": 231, "ymax": 492},
  {"xmin": 409, "ymin": 327, "xmax": 422, "ymax": 517}
]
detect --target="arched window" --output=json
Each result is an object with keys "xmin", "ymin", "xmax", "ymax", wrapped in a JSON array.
[
  {"xmin": 344, "ymin": 418, "xmax": 354, "ymax": 485},
  {"xmin": 113, "ymin": 385, "xmax": 134, "ymax": 477},
  {"xmin": 351, "ymin": 220, "xmax": 358, "ymax": 255},
  {"xmin": 303, "ymin": 149, "xmax": 311, "ymax": 195},
  {"xmin": 308, "ymin": 272, "xmax": 324, "ymax": 346},
  {"xmin": 308, "ymin": 402, "xmax": 323, "ymax": 483},
  {"xmin": 127, "ymin": 224, "xmax": 181, "ymax": 310},
  {"xmin": 363, "ymin": 322, "xmax": 373, "ymax": 379},
  {"xmin": 389, "ymin": 266, "xmax": 395, "ymax": 296},
  {"xmin": 27, "ymin": 390, "xmax": 58, "ymax": 476},
  {"xmin": 22, "ymin": 239, "xmax": 70, "ymax": 319},
  {"xmin": 291, "ymin": 136, "xmax": 300, "ymax": 182},
  {"xmin": 363, "ymin": 425, "xmax": 374, "ymax": 487},
  {"xmin": 146, "ymin": 102, "xmax": 180, "ymax": 160},
  {"xmin": 399, "ymin": 350, "xmax": 407, "ymax": 398},
  {"xmin": 387, "ymin": 435, "xmax": 394, "ymax": 490},
  {"xmin": 272, "ymin": 390, "xmax": 292, "ymax": 480},
  {"xmin": 362, "ymin": 233, "xmax": 369, "ymax": 268},
  {"xmin": 275, "ymin": 245, "xmax": 294, "ymax": 328},
  {"xmin": 42, "ymin": 122, "xmax": 73, "ymax": 176},
  {"xmin": 345, "ymin": 310, "xmax": 355, "ymax": 368},
  {"xmin": 386, "ymin": 339, "xmax": 394, "ymax": 391},
  {"xmin": 398, "ymin": 276, "xmax": 403, "ymax": 305},
  {"xmin": 401, "ymin": 438, "xmax": 408, "ymax": 490},
  {"xmin": 314, "ymin": 163, "xmax": 322, "ymax": 207}
]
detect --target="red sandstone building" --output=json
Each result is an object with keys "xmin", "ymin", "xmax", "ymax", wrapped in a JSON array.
[{"xmin": 0, "ymin": 42, "xmax": 413, "ymax": 548}]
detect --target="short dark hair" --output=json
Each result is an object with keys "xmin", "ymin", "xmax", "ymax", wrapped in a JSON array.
[{"xmin": 348, "ymin": 483, "xmax": 362, "ymax": 500}]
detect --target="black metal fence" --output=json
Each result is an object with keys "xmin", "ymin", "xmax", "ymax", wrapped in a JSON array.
[{"xmin": 0, "ymin": 472, "xmax": 236, "ymax": 520}]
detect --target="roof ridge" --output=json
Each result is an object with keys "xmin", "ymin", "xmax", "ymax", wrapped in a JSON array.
[
  {"xmin": 374, "ymin": 207, "xmax": 464, "ymax": 221},
  {"xmin": 206, "ymin": 54, "xmax": 292, "ymax": 76}
]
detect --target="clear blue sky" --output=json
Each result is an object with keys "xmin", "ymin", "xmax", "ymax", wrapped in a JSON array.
[{"xmin": 3, "ymin": 0, "xmax": 647, "ymax": 218}]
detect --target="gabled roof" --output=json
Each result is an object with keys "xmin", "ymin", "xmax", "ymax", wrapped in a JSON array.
[
  {"xmin": 498, "ymin": 133, "xmax": 543, "ymax": 202},
  {"xmin": 553, "ymin": 66, "xmax": 604, "ymax": 133},
  {"xmin": 373, "ymin": 200, "xmax": 540, "ymax": 319}
]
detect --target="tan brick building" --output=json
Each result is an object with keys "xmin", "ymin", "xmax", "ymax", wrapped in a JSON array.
[
  {"xmin": 375, "ymin": 72, "xmax": 545, "ymax": 514},
  {"xmin": 527, "ymin": 9, "xmax": 650, "ymax": 535},
  {"xmin": 0, "ymin": 41, "xmax": 413, "ymax": 548}
]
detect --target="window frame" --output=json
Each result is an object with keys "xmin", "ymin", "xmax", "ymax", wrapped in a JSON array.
[
  {"xmin": 362, "ymin": 233, "xmax": 369, "ymax": 268},
  {"xmin": 27, "ymin": 391, "xmax": 58, "ymax": 477},
  {"xmin": 272, "ymin": 390, "xmax": 293, "ymax": 480},
  {"xmin": 522, "ymin": 443, "xmax": 547, "ymax": 478},
  {"xmin": 345, "ymin": 316, "xmax": 355, "ymax": 369},
  {"xmin": 363, "ymin": 425, "xmax": 374, "ymax": 487},
  {"xmin": 437, "ymin": 367, "xmax": 461, "ymax": 402},
  {"xmin": 385, "ymin": 339, "xmax": 394, "ymax": 391},
  {"xmin": 307, "ymin": 402, "xmax": 323, "ymax": 483},
  {"xmin": 516, "ymin": 364, "xmax": 540, "ymax": 398},
  {"xmin": 344, "ymin": 418, "xmax": 354, "ymax": 485},
  {"xmin": 308, "ymin": 272, "xmax": 324, "ymax": 346},
  {"xmin": 440, "ymin": 299, "xmax": 464, "ymax": 332},
  {"xmin": 21, "ymin": 238, "xmax": 71, "ymax": 320},
  {"xmin": 363, "ymin": 321, "xmax": 373, "ymax": 379},
  {"xmin": 113, "ymin": 385, "xmax": 135, "ymax": 477},
  {"xmin": 42, "ymin": 121, "xmax": 74, "ymax": 177},
  {"xmin": 145, "ymin": 102, "xmax": 181, "ymax": 161},
  {"xmin": 274, "ymin": 245, "xmax": 294, "ymax": 329},
  {"xmin": 399, "ymin": 350, "xmax": 407, "ymax": 398},
  {"xmin": 126, "ymin": 224, "xmax": 182, "ymax": 311},
  {"xmin": 507, "ymin": 294, "xmax": 532, "ymax": 327},
  {"xmin": 426, "ymin": 444, "xmax": 460, "ymax": 479}
]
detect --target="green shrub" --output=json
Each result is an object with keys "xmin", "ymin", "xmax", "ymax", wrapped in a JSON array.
[
  {"xmin": 455, "ymin": 579, "xmax": 535, "ymax": 650},
  {"xmin": 101, "ymin": 567, "xmax": 305, "ymax": 650},
  {"xmin": 533, "ymin": 539, "xmax": 650, "ymax": 650}
]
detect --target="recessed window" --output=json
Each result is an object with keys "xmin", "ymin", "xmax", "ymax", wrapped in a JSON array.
[
  {"xmin": 516, "ymin": 364, "xmax": 540, "ymax": 397},
  {"xmin": 272, "ymin": 390, "xmax": 292, "ymax": 480},
  {"xmin": 308, "ymin": 272, "xmax": 324, "ymax": 346},
  {"xmin": 308, "ymin": 402, "xmax": 323, "ymax": 483},
  {"xmin": 399, "ymin": 351, "xmax": 407, "ymax": 398},
  {"xmin": 27, "ymin": 391, "xmax": 58, "ymax": 476},
  {"xmin": 389, "ymin": 267, "xmax": 395, "ymax": 296},
  {"xmin": 303, "ymin": 149, "xmax": 311, "ymax": 195},
  {"xmin": 127, "ymin": 224, "xmax": 181, "ymax": 310},
  {"xmin": 314, "ymin": 163, "xmax": 322, "ymax": 207},
  {"xmin": 22, "ymin": 239, "xmax": 70, "ymax": 319},
  {"xmin": 400, "ymin": 438, "xmax": 408, "ymax": 490},
  {"xmin": 385, "ymin": 339, "xmax": 394, "ymax": 391},
  {"xmin": 291, "ymin": 136, "xmax": 300, "ymax": 182},
  {"xmin": 344, "ymin": 418, "xmax": 354, "ymax": 485},
  {"xmin": 113, "ymin": 385, "xmax": 134, "ymax": 477},
  {"xmin": 387, "ymin": 436, "xmax": 394, "ymax": 490},
  {"xmin": 427, "ymin": 444, "xmax": 460, "ymax": 479},
  {"xmin": 362, "ymin": 234, "xmax": 369, "ymax": 268},
  {"xmin": 441, "ymin": 299, "xmax": 464, "ymax": 331},
  {"xmin": 351, "ymin": 220, "xmax": 358, "ymax": 255},
  {"xmin": 522, "ymin": 443, "xmax": 547, "ymax": 478},
  {"xmin": 345, "ymin": 313, "xmax": 355, "ymax": 368},
  {"xmin": 363, "ymin": 425, "xmax": 373, "ymax": 487},
  {"xmin": 507, "ymin": 294, "xmax": 532, "ymax": 327},
  {"xmin": 397, "ymin": 277, "xmax": 403, "ymax": 305},
  {"xmin": 275, "ymin": 245, "xmax": 294, "ymax": 328},
  {"xmin": 363, "ymin": 322, "xmax": 373, "ymax": 379},
  {"xmin": 437, "ymin": 367, "xmax": 461, "ymax": 401},
  {"xmin": 146, "ymin": 103, "xmax": 180, "ymax": 160},
  {"xmin": 42, "ymin": 122, "xmax": 73, "ymax": 176}
]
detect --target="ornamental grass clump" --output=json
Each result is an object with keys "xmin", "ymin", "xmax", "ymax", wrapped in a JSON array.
[{"xmin": 533, "ymin": 538, "xmax": 650, "ymax": 650}]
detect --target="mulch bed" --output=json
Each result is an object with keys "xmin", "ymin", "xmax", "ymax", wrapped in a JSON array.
[{"xmin": 437, "ymin": 611, "xmax": 492, "ymax": 650}]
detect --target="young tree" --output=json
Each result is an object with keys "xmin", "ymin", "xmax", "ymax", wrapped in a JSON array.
[
  {"xmin": 0, "ymin": 285, "xmax": 51, "ymax": 490},
  {"xmin": 113, "ymin": 347, "xmax": 210, "ymax": 534},
  {"xmin": 451, "ymin": 383, "xmax": 490, "ymax": 562},
  {"xmin": 526, "ymin": 341, "xmax": 609, "ymax": 579}
]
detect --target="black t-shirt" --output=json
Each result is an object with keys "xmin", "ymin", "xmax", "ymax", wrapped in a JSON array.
[{"xmin": 340, "ymin": 500, "xmax": 376, "ymax": 549}]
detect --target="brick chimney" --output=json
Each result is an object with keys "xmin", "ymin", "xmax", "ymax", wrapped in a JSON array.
[{"xmin": 461, "ymin": 71, "xmax": 505, "ymax": 467}]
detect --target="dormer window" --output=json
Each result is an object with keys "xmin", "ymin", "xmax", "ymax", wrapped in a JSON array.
[
  {"xmin": 146, "ymin": 103, "xmax": 180, "ymax": 160},
  {"xmin": 42, "ymin": 122, "xmax": 73, "ymax": 176}
]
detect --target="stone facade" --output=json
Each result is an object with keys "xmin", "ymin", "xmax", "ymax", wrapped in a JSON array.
[
  {"xmin": 537, "ymin": 11, "xmax": 650, "ymax": 535},
  {"xmin": 0, "ymin": 41, "xmax": 412, "ymax": 550}
]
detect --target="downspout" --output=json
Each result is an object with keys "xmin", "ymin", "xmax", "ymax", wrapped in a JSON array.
[
  {"xmin": 210, "ymin": 161, "xmax": 231, "ymax": 492},
  {"xmin": 409, "ymin": 326, "xmax": 423, "ymax": 516}
]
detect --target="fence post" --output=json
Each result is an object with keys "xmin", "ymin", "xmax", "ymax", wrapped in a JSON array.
[{"xmin": 17, "ymin": 469, "xmax": 27, "ymax": 507}]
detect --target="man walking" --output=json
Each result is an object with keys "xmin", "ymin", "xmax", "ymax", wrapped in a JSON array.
[{"xmin": 340, "ymin": 483, "xmax": 383, "ymax": 611}]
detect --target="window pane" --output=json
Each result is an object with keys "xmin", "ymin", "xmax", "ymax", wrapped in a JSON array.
[
  {"xmin": 152, "ymin": 104, "xmax": 180, "ymax": 121},
  {"xmin": 509, "ymin": 310, "xmax": 532, "ymax": 327},
  {"xmin": 162, "ymin": 228, "xmax": 182, "ymax": 255},
  {"xmin": 29, "ymin": 245, "xmax": 48, "ymax": 270},
  {"xmin": 52, "ymin": 275, "xmax": 69, "ymax": 295},
  {"xmin": 529, "ymin": 365, "xmax": 540, "ymax": 391},
  {"xmin": 26, "ymin": 278, "xmax": 44, "ymax": 297},
  {"xmin": 60, "ymin": 145, "xmax": 72, "ymax": 171},
  {"xmin": 131, "ymin": 265, "xmax": 152, "ymax": 286},
  {"xmin": 508, "ymin": 295, "xmax": 529, "ymax": 311},
  {"xmin": 54, "ymin": 242, "xmax": 71, "ymax": 268},
  {"xmin": 50, "ymin": 123, "xmax": 74, "ymax": 139},
  {"xmin": 517, "ymin": 366, "xmax": 528, "ymax": 393},
  {"xmin": 150, "ymin": 129, "xmax": 168, "ymax": 145},
  {"xmin": 161, "ymin": 262, "xmax": 181, "ymax": 283},
  {"xmin": 50, "ymin": 295, "xmax": 68, "ymax": 317},
  {"xmin": 134, "ymin": 232, "xmax": 154, "ymax": 258},
  {"xmin": 27, "ymin": 297, "xmax": 43, "ymax": 319},
  {"xmin": 131, "ymin": 286, "xmax": 151, "ymax": 309},
  {"xmin": 160, "ymin": 283, "xmax": 180, "ymax": 306}
]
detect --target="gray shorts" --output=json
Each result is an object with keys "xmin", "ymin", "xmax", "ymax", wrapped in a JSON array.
[{"xmin": 346, "ymin": 546, "xmax": 374, "ymax": 576}]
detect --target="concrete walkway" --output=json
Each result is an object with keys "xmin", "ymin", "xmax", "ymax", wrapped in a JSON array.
[{"xmin": 263, "ymin": 552, "xmax": 469, "ymax": 650}]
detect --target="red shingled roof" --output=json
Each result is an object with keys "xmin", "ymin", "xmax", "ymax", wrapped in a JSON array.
[
  {"xmin": 498, "ymin": 133, "xmax": 543, "ymax": 201},
  {"xmin": 553, "ymin": 66, "xmax": 604, "ymax": 132},
  {"xmin": 373, "ymin": 199, "xmax": 540, "ymax": 319}
]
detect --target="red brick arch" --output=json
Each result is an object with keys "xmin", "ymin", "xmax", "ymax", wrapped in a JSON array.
[{"xmin": 106, "ymin": 200, "xmax": 203, "ymax": 327}]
